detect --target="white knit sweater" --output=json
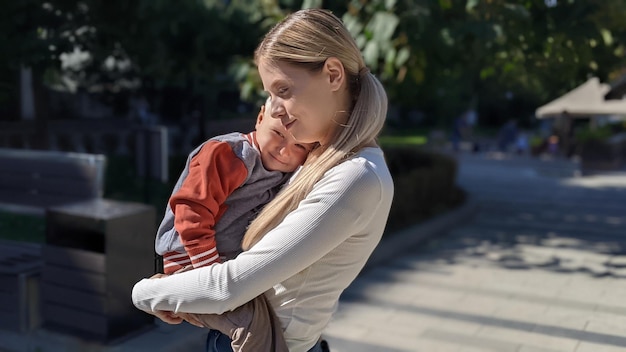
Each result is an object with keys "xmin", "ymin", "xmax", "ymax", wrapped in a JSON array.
[{"xmin": 132, "ymin": 147, "xmax": 394, "ymax": 351}]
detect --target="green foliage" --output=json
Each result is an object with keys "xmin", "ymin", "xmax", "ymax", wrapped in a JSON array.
[
  {"xmin": 388, "ymin": 0, "xmax": 626, "ymax": 126},
  {"xmin": 379, "ymin": 135, "xmax": 428, "ymax": 146},
  {"xmin": 232, "ymin": 0, "xmax": 415, "ymax": 103},
  {"xmin": 1, "ymin": 0, "xmax": 271, "ymax": 124},
  {"xmin": 34, "ymin": 0, "xmax": 266, "ymax": 94},
  {"xmin": 530, "ymin": 135, "xmax": 544, "ymax": 148},
  {"xmin": 2, "ymin": 0, "xmax": 626, "ymax": 129},
  {"xmin": 343, "ymin": 1, "xmax": 409, "ymax": 81},
  {"xmin": 575, "ymin": 125, "xmax": 614, "ymax": 143}
]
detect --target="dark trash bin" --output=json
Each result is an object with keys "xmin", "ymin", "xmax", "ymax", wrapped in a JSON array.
[{"xmin": 42, "ymin": 199, "xmax": 156, "ymax": 343}]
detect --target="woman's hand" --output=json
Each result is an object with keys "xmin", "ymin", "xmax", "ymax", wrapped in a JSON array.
[
  {"xmin": 153, "ymin": 310, "xmax": 184, "ymax": 325},
  {"xmin": 176, "ymin": 312, "xmax": 205, "ymax": 328},
  {"xmin": 146, "ymin": 269, "xmax": 204, "ymax": 327},
  {"xmin": 144, "ymin": 273, "xmax": 186, "ymax": 324},
  {"xmin": 152, "ymin": 311, "xmax": 205, "ymax": 328}
]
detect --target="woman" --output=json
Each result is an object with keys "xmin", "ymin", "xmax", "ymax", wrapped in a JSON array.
[{"xmin": 132, "ymin": 8, "xmax": 394, "ymax": 352}]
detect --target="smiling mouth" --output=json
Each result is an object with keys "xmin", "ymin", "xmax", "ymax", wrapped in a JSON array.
[{"xmin": 270, "ymin": 153, "xmax": 287, "ymax": 165}]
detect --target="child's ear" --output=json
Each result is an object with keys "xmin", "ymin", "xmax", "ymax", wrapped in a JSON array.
[{"xmin": 256, "ymin": 105, "xmax": 266, "ymax": 126}]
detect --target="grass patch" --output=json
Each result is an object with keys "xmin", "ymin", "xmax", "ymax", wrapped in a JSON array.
[
  {"xmin": 0, "ymin": 212, "xmax": 45, "ymax": 243},
  {"xmin": 379, "ymin": 135, "xmax": 428, "ymax": 147}
]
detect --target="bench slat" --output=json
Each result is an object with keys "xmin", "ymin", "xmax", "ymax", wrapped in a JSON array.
[
  {"xmin": 0, "ymin": 148, "xmax": 106, "ymax": 216},
  {"xmin": 0, "ymin": 174, "xmax": 101, "ymax": 198}
]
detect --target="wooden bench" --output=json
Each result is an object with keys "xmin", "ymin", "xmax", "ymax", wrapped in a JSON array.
[
  {"xmin": 0, "ymin": 239, "xmax": 42, "ymax": 332},
  {"xmin": 0, "ymin": 148, "xmax": 107, "ymax": 216}
]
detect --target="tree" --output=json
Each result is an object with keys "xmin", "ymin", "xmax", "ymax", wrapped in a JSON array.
[
  {"xmin": 3, "ymin": 0, "xmax": 625, "ymax": 131},
  {"xmin": 1, "ymin": 0, "xmax": 271, "ymax": 142},
  {"xmin": 386, "ymin": 0, "xmax": 626, "ymax": 127},
  {"xmin": 0, "ymin": 0, "xmax": 60, "ymax": 119}
]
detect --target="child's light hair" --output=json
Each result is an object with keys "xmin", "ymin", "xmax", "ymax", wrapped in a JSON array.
[{"xmin": 242, "ymin": 9, "xmax": 388, "ymax": 250}]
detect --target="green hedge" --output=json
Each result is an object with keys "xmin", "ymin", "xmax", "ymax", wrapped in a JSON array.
[{"xmin": 383, "ymin": 147, "xmax": 465, "ymax": 234}]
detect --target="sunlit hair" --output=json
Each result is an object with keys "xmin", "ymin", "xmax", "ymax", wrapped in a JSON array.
[{"xmin": 242, "ymin": 8, "xmax": 388, "ymax": 250}]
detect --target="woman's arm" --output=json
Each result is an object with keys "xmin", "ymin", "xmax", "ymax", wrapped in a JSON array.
[{"xmin": 132, "ymin": 155, "xmax": 391, "ymax": 314}]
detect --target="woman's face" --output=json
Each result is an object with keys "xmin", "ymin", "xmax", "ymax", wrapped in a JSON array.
[{"xmin": 257, "ymin": 60, "xmax": 341, "ymax": 145}]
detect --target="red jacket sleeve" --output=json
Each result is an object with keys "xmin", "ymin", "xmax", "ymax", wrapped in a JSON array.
[{"xmin": 170, "ymin": 141, "xmax": 248, "ymax": 268}]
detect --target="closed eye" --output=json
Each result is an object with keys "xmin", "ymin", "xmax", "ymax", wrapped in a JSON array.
[
  {"xmin": 277, "ymin": 87, "xmax": 289, "ymax": 97},
  {"xmin": 297, "ymin": 143, "xmax": 317, "ymax": 152}
]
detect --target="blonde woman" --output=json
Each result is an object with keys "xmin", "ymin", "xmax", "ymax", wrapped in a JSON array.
[{"xmin": 132, "ymin": 8, "xmax": 394, "ymax": 352}]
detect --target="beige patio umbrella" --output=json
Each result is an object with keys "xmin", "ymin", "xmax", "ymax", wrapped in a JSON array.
[{"xmin": 536, "ymin": 77, "xmax": 626, "ymax": 118}]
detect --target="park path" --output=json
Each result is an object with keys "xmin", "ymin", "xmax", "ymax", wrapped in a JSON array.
[
  {"xmin": 2, "ymin": 153, "xmax": 625, "ymax": 352},
  {"xmin": 323, "ymin": 153, "xmax": 626, "ymax": 352}
]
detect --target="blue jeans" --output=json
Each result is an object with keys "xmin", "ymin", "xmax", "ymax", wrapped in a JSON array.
[{"xmin": 206, "ymin": 330, "xmax": 324, "ymax": 352}]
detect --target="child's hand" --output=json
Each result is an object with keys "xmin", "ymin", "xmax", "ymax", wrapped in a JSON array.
[
  {"xmin": 174, "ymin": 265, "xmax": 194, "ymax": 274},
  {"xmin": 149, "ymin": 273, "xmax": 169, "ymax": 279}
]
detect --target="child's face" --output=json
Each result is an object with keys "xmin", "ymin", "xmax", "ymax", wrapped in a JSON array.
[{"xmin": 255, "ymin": 102, "xmax": 316, "ymax": 173}]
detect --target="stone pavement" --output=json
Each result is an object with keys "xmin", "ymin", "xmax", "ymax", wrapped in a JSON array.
[
  {"xmin": 323, "ymin": 153, "xmax": 626, "ymax": 352},
  {"xmin": 2, "ymin": 152, "xmax": 625, "ymax": 352}
]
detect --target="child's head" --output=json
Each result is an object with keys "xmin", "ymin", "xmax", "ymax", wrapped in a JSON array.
[{"xmin": 254, "ymin": 98, "xmax": 317, "ymax": 173}]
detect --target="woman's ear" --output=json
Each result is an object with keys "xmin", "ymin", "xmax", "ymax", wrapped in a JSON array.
[{"xmin": 323, "ymin": 57, "xmax": 346, "ymax": 92}]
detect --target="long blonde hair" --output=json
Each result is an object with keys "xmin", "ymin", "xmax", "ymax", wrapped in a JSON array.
[{"xmin": 242, "ymin": 9, "xmax": 388, "ymax": 250}]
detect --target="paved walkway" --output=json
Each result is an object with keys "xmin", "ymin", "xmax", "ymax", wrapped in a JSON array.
[
  {"xmin": 3, "ymin": 153, "xmax": 625, "ymax": 352},
  {"xmin": 323, "ymin": 153, "xmax": 626, "ymax": 352}
]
